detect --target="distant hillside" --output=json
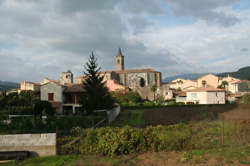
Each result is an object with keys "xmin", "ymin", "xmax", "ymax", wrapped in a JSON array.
[
  {"xmin": 217, "ymin": 66, "xmax": 250, "ymax": 80},
  {"xmin": 0, "ymin": 81, "xmax": 20, "ymax": 92},
  {"xmin": 163, "ymin": 73, "xmax": 210, "ymax": 82},
  {"xmin": 163, "ymin": 66, "xmax": 250, "ymax": 82}
]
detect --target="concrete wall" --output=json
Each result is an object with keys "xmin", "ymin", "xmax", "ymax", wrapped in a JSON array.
[
  {"xmin": 187, "ymin": 92, "xmax": 207, "ymax": 104},
  {"xmin": 107, "ymin": 106, "xmax": 120, "ymax": 124},
  {"xmin": 207, "ymin": 91, "xmax": 225, "ymax": 104},
  {"xmin": 0, "ymin": 133, "xmax": 56, "ymax": 157},
  {"xmin": 187, "ymin": 91, "xmax": 225, "ymax": 104},
  {"xmin": 41, "ymin": 82, "xmax": 64, "ymax": 102}
]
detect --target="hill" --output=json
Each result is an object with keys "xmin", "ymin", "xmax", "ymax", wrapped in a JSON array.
[
  {"xmin": 163, "ymin": 73, "xmax": 209, "ymax": 82},
  {"xmin": 217, "ymin": 66, "xmax": 250, "ymax": 80},
  {"xmin": 0, "ymin": 81, "xmax": 20, "ymax": 92},
  {"xmin": 163, "ymin": 66, "xmax": 250, "ymax": 82}
]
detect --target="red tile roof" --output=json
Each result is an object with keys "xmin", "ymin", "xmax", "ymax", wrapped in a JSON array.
[{"xmin": 187, "ymin": 87, "xmax": 225, "ymax": 92}]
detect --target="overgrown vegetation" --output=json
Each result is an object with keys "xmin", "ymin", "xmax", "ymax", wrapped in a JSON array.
[
  {"xmin": 0, "ymin": 115, "xmax": 104, "ymax": 135},
  {"xmin": 58, "ymin": 120, "xmax": 250, "ymax": 156},
  {"xmin": 240, "ymin": 94, "xmax": 250, "ymax": 104}
]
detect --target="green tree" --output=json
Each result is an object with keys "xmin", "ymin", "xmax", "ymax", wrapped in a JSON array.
[
  {"xmin": 151, "ymin": 85, "xmax": 157, "ymax": 101},
  {"xmin": 81, "ymin": 52, "xmax": 114, "ymax": 114},
  {"xmin": 221, "ymin": 81, "xmax": 229, "ymax": 89},
  {"xmin": 202, "ymin": 80, "xmax": 207, "ymax": 87},
  {"xmin": 34, "ymin": 100, "xmax": 53, "ymax": 117}
]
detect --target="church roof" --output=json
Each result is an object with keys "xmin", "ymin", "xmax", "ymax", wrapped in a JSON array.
[
  {"xmin": 116, "ymin": 47, "xmax": 123, "ymax": 57},
  {"xmin": 64, "ymin": 84, "xmax": 84, "ymax": 93},
  {"xmin": 101, "ymin": 68, "xmax": 160, "ymax": 74}
]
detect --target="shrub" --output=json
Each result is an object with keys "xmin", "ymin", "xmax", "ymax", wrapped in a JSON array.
[
  {"xmin": 59, "ymin": 124, "xmax": 192, "ymax": 156},
  {"xmin": 240, "ymin": 95, "xmax": 250, "ymax": 104},
  {"xmin": 34, "ymin": 100, "xmax": 54, "ymax": 116}
]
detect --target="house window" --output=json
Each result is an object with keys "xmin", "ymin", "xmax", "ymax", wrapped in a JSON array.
[
  {"xmin": 216, "ymin": 92, "xmax": 218, "ymax": 97},
  {"xmin": 48, "ymin": 93, "xmax": 54, "ymax": 101},
  {"xmin": 191, "ymin": 93, "xmax": 197, "ymax": 99}
]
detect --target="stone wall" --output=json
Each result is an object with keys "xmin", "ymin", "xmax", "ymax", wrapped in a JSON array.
[
  {"xmin": 126, "ymin": 73, "xmax": 147, "ymax": 90},
  {"xmin": 0, "ymin": 133, "xmax": 56, "ymax": 157}
]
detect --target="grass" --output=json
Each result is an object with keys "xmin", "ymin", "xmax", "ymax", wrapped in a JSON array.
[
  {"xmin": 3, "ymin": 146, "xmax": 250, "ymax": 166},
  {"xmin": 111, "ymin": 109, "xmax": 145, "ymax": 127}
]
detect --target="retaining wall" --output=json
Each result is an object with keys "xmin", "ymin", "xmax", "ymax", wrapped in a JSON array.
[{"xmin": 0, "ymin": 133, "xmax": 56, "ymax": 157}]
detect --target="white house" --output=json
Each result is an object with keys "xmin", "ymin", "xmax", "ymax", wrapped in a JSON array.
[{"xmin": 186, "ymin": 87, "xmax": 225, "ymax": 104}]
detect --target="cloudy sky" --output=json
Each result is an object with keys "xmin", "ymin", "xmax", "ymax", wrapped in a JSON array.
[{"xmin": 0, "ymin": 0, "xmax": 250, "ymax": 82}]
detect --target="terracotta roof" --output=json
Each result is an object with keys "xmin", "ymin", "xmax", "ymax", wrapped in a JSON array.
[
  {"xmin": 44, "ymin": 78, "xmax": 60, "ymax": 83},
  {"xmin": 64, "ymin": 84, "xmax": 84, "ymax": 93},
  {"xmin": 176, "ymin": 92, "xmax": 187, "ymax": 97},
  {"xmin": 41, "ymin": 81, "xmax": 63, "ymax": 86},
  {"xmin": 116, "ymin": 68, "xmax": 160, "ymax": 73},
  {"xmin": 187, "ymin": 87, "xmax": 225, "ymax": 92},
  {"xmin": 24, "ymin": 81, "xmax": 40, "ymax": 85},
  {"xmin": 198, "ymin": 74, "xmax": 218, "ymax": 80}
]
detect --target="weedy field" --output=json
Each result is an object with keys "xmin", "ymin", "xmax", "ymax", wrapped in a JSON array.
[{"xmin": 3, "ymin": 104, "xmax": 250, "ymax": 166}]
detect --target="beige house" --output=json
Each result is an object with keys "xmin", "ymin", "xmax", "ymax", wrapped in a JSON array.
[
  {"xmin": 20, "ymin": 81, "xmax": 40, "ymax": 91},
  {"xmin": 197, "ymin": 74, "xmax": 219, "ymax": 88},
  {"xmin": 186, "ymin": 87, "xmax": 225, "ymax": 104}
]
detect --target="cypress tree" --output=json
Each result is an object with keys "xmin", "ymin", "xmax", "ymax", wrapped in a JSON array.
[{"xmin": 81, "ymin": 52, "xmax": 114, "ymax": 114}]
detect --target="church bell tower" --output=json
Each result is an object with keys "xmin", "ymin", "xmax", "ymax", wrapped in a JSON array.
[{"xmin": 116, "ymin": 48, "xmax": 124, "ymax": 71}]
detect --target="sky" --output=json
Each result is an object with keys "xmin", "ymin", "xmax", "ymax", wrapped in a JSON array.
[{"xmin": 0, "ymin": 0, "xmax": 250, "ymax": 82}]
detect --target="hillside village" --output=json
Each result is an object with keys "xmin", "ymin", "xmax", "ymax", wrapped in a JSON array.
[{"xmin": 7, "ymin": 48, "xmax": 249, "ymax": 114}]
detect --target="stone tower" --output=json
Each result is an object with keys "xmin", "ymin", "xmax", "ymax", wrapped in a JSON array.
[
  {"xmin": 61, "ymin": 70, "xmax": 73, "ymax": 84},
  {"xmin": 116, "ymin": 48, "xmax": 124, "ymax": 71}
]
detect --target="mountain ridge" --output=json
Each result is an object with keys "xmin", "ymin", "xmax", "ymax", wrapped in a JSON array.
[{"xmin": 163, "ymin": 66, "xmax": 250, "ymax": 82}]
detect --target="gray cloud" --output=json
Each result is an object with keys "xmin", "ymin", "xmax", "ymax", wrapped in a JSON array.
[
  {"xmin": 165, "ymin": 0, "xmax": 241, "ymax": 26},
  {"xmin": 0, "ymin": 0, "xmax": 248, "ymax": 82}
]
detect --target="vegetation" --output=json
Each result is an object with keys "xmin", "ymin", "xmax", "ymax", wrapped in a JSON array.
[
  {"xmin": 0, "ymin": 115, "xmax": 104, "ymax": 135},
  {"xmin": 34, "ymin": 100, "xmax": 53, "ymax": 116},
  {"xmin": 0, "ymin": 80, "xmax": 19, "ymax": 92},
  {"xmin": 218, "ymin": 80, "xmax": 229, "ymax": 89},
  {"xmin": 240, "ymin": 94, "xmax": 250, "ymax": 104},
  {"xmin": 81, "ymin": 52, "xmax": 114, "ymax": 114},
  {"xmin": 202, "ymin": 80, "xmax": 207, "ymax": 87},
  {"xmin": 4, "ymin": 147, "xmax": 250, "ymax": 166},
  {"xmin": 58, "ymin": 120, "xmax": 250, "ymax": 157},
  {"xmin": 151, "ymin": 85, "xmax": 157, "ymax": 101},
  {"xmin": 218, "ymin": 66, "xmax": 250, "ymax": 80}
]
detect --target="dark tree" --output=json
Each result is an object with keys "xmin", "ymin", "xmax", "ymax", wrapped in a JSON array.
[{"xmin": 81, "ymin": 52, "xmax": 114, "ymax": 114}]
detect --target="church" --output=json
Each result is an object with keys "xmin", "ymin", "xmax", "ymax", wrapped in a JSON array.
[{"xmin": 76, "ymin": 48, "xmax": 162, "ymax": 98}]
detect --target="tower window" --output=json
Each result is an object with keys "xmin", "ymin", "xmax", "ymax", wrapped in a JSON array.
[{"xmin": 117, "ymin": 59, "xmax": 120, "ymax": 64}]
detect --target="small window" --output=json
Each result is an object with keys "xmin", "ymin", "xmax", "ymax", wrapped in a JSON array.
[
  {"xmin": 216, "ymin": 92, "xmax": 218, "ymax": 97},
  {"xmin": 191, "ymin": 93, "xmax": 197, "ymax": 99},
  {"xmin": 48, "ymin": 93, "xmax": 54, "ymax": 101},
  {"xmin": 117, "ymin": 59, "xmax": 120, "ymax": 64}
]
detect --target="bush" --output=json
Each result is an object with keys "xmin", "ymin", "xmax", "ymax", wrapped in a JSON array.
[
  {"xmin": 59, "ymin": 124, "xmax": 192, "ymax": 156},
  {"xmin": 240, "ymin": 95, "xmax": 250, "ymax": 104},
  {"xmin": 34, "ymin": 101, "xmax": 54, "ymax": 116},
  {"xmin": 112, "ymin": 91, "xmax": 144, "ymax": 105}
]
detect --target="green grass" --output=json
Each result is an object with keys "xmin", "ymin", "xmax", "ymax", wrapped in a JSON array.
[{"xmin": 111, "ymin": 109, "xmax": 145, "ymax": 127}]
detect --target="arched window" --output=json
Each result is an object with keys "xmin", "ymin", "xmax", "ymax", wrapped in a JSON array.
[
  {"xmin": 140, "ymin": 77, "xmax": 145, "ymax": 87},
  {"xmin": 117, "ymin": 59, "xmax": 120, "ymax": 64}
]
